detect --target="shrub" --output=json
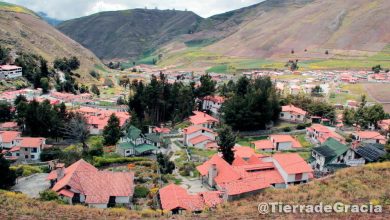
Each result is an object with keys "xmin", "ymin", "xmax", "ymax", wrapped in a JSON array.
[
  {"xmin": 40, "ymin": 147, "xmax": 63, "ymax": 161},
  {"xmin": 104, "ymin": 78, "xmax": 114, "ymax": 88},
  {"xmin": 134, "ymin": 186, "xmax": 150, "ymax": 198},
  {"xmin": 92, "ymin": 157, "xmax": 148, "ymax": 167},
  {"xmin": 283, "ymin": 127, "xmax": 292, "ymax": 132},
  {"xmin": 39, "ymin": 189, "xmax": 59, "ymax": 201},
  {"xmin": 89, "ymin": 70, "xmax": 100, "ymax": 79},
  {"xmin": 296, "ymin": 123, "xmax": 312, "ymax": 130},
  {"xmin": 10, "ymin": 165, "xmax": 42, "ymax": 177}
]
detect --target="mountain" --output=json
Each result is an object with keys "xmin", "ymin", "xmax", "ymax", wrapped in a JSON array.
[
  {"xmin": 57, "ymin": 0, "xmax": 390, "ymax": 70},
  {"xmin": 0, "ymin": 2, "xmax": 105, "ymax": 82},
  {"xmin": 57, "ymin": 9, "xmax": 202, "ymax": 61},
  {"xmin": 37, "ymin": 12, "xmax": 63, "ymax": 26}
]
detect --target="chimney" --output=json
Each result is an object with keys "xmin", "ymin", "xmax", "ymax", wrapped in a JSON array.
[
  {"xmin": 56, "ymin": 163, "xmax": 65, "ymax": 181},
  {"xmin": 208, "ymin": 163, "xmax": 218, "ymax": 188}
]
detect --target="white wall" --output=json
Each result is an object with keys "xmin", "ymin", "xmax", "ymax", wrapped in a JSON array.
[{"xmin": 115, "ymin": 196, "xmax": 131, "ymax": 204}]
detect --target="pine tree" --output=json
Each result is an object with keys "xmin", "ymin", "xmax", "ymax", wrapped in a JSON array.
[
  {"xmin": 217, "ymin": 125, "xmax": 236, "ymax": 164},
  {"xmin": 103, "ymin": 114, "xmax": 122, "ymax": 146},
  {"xmin": 0, "ymin": 155, "xmax": 16, "ymax": 189}
]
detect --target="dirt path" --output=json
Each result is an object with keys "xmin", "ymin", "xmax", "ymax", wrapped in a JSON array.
[{"xmin": 12, "ymin": 173, "xmax": 50, "ymax": 198}]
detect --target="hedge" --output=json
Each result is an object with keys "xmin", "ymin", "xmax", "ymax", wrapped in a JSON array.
[{"xmin": 92, "ymin": 157, "xmax": 150, "ymax": 167}]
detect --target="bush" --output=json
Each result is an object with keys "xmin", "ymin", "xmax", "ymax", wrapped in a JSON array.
[
  {"xmin": 40, "ymin": 147, "xmax": 63, "ymax": 161},
  {"xmin": 89, "ymin": 70, "xmax": 100, "ymax": 80},
  {"xmin": 10, "ymin": 165, "xmax": 42, "ymax": 177},
  {"xmin": 39, "ymin": 189, "xmax": 59, "ymax": 201},
  {"xmin": 134, "ymin": 186, "xmax": 150, "ymax": 198},
  {"xmin": 283, "ymin": 127, "xmax": 292, "ymax": 132},
  {"xmin": 296, "ymin": 123, "xmax": 312, "ymax": 130},
  {"xmin": 92, "ymin": 157, "xmax": 149, "ymax": 167},
  {"xmin": 104, "ymin": 78, "xmax": 114, "ymax": 88}
]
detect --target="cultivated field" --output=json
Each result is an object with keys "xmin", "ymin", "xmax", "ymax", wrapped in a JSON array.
[{"xmin": 365, "ymin": 83, "xmax": 390, "ymax": 103}]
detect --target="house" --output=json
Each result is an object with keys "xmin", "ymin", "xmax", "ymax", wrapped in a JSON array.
[
  {"xmin": 378, "ymin": 119, "xmax": 390, "ymax": 132},
  {"xmin": 0, "ymin": 131, "xmax": 21, "ymax": 149},
  {"xmin": 272, "ymin": 153, "xmax": 313, "ymax": 185},
  {"xmin": 352, "ymin": 131, "xmax": 387, "ymax": 145},
  {"xmin": 252, "ymin": 135, "xmax": 302, "ymax": 152},
  {"xmin": 0, "ymin": 122, "xmax": 19, "ymax": 131},
  {"xmin": 47, "ymin": 159, "xmax": 134, "ymax": 208},
  {"xmin": 197, "ymin": 152, "xmax": 312, "ymax": 200},
  {"xmin": 0, "ymin": 65, "xmax": 22, "ymax": 79},
  {"xmin": 116, "ymin": 126, "xmax": 158, "ymax": 157},
  {"xmin": 8, "ymin": 137, "xmax": 48, "ymax": 161},
  {"xmin": 279, "ymin": 105, "xmax": 307, "ymax": 123},
  {"xmin": 345, "ymin": 143, "xmax": 386, "ymax": 166},
  {"xmin": 158, "ymin": 184, "xmax": 223, "ymax": 214},
  {"xmin": 183, "ymin": 125, "xmax": 216, "ymax": 148},
  {"xmin": 189, "ymin": 111, "xmax": 219, "ymax": 128},
  {"xmin": 82, "ymin": 110, "xmax": 130, "ymax": 135},
  {"xmin": 310, "ymin": 138, "xmax": 349, "ymax": 172},
  {"xmin": 306, "ymin": 124, "xmax": 345, "ymax": 144},
  {"xmin": 202, "ymin": 95, "xmax": 225, "ymax": 115}
]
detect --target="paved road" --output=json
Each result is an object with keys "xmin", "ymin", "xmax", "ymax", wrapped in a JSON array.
[{"xmin": 12, "ymin": 173, "xmax": 50, "ymax": 198}]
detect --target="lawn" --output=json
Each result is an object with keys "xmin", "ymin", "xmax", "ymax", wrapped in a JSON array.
[
  {"xmin": 188, "ymin": 147, "xmax": 217, "ymax": 158},
  {"xmin": 296, "ymin": 134, "xmax": 313, "ymax": 148},
  {"xmin": 236, "ymin": 136, "xmax": 267, "ymax": 146}
]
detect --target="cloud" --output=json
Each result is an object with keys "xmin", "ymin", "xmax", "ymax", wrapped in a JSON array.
[{"xmin": 3, "ymin": 0, "xmax": 263, "ymax": 20}]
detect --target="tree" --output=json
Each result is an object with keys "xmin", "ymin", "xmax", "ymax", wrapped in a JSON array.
[
  {"xmin": 0, "ymin": 45, "xmax": 11, "ymax": 65},
  {"xmin": 14, "ymin": 95, "xmax": 27, "ymax": 106},
  {"xmin": 91, "ymin": 84, "xmax": 100, "ymax": 96},
  {"xmin": 221, "ymin": 76, "xmax": 280, "ymax": 131},
  {"xmin": 0, "ymin": 155, "xmax": 16, "ymax": 189},
  {"xmin": 68, "ymin": 56, "xmax": 80, "ymax": 70},
  {"xmin": 157, "ymin": 153, "xmax": 175, "ymax": 174},
  {"xmin": 196, "ymin": 74, "xmax": 216, "ymax": 98},
  {"xmin": 62, "ymin": 113, "xmax": 90, "ymax": 152},
  {"xmin": 40, "ymin": 77, "xmax": 50, "ymax": 93},
  {"xmin": 311, "ymin": 85, "xmax": 323, "ymax": 97},
  {"xmin": 0, "ymin": 102, "xmax": 12, "ymax": 122},
  {"xmin": 40, "ymin": 147, "xmax": 63, "ymax": 161},
  {"xmin": 217, "ymin": 125, "xmax": 236, "ymax": 164},
  {"xmin": 372, "ymin": 65, "xmax": 382, "ymax": 74},
  {"xmin": 40, "ymin": 58, "xmax": 49, "ymax": 78},
  {"xmin": 103, "ymin": 114, "xmax": 122, "ymax": 146}
]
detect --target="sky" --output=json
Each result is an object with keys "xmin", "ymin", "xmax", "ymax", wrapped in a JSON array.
[{"xmin": 4, "ymin": 0, "xmax": 264, "ymax": 20}]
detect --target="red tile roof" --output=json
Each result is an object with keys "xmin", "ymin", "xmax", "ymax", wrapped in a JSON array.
[
  {"xmin": 17, "ymin": 137, "xmax": 45, "ymax": 148},
  {"xmin": 203, "ymin": 95, "xmax": 225, "ymax": 104},
  {"xmin": 0, "ymin": 122, "xmax": 18, "ymax": 129},
  {"xmin": 354, "ymin": 131, "xmax": 386, "ymax": 140},
  {"xmin": 233, "ymin": 146, "xmax": 258, "ymax": 158},
  {"xmin": 273, "ymin": 153, "xmax": 313, "ymax": 175},
  {"xmin": 51, "ymin": 159, "xmax": 134, "ymax": 204},
  {"xmin": 219, "ymin": 177, "xmax": 270, "ymax": 196},
  {"xmin": 183, "ymin": 125, "xmax": 213, "ymax": 135},
  {"xmin": 281, "ymin": 105, "xmax": 307, "ymax": 115},
  {"xmin": 199, "ymin": 191, "xmax": 224, "ymax": 207},
  {"xmin": 0, "ymin": 131, "xmax": 21, "ymax": 143},
  {"xmin": 189, "ymin": 111, "xmax": 219, "ymax": 125},
  {"xmin": 153, "ymin": 127, "xmax": 171, "ymax": 134},
  {"xmin": 270, "ymin": 135, "xmax": 302, "ymax": 148},
  {"xmin": 189, "ymin": 135, "xmax": 213, "ymax": 145},
  {"xmin": 252, "ymin": 139, "xmax": 274, "ymax": 150},
  {"xmin": 159, "ymin": 184, "xmax": 204, "ymax": 211},
  {"xmin": 196, "ymin": 155, "xmax": 241, "ymax": 185}
]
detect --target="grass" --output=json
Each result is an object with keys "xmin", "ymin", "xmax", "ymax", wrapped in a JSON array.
[
  {"xmin": 0, "ymin": 2, "xmax": 37, "ymax": 16},
  {"xmin": 207, "ymin": 162, "xmax": 390, "ymax": 219},
  {"xmin": 296, "ymin": 134, "xmax": 313, "ymax": 148},
  {"xmin": 188, "ymin": 147, "xmax": 217, "ymax": 158},
  {"xmin": 237, "ymin": 136, "xmax": 267, "ymax": 146}
]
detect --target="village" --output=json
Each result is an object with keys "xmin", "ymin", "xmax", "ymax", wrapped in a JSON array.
[{"xmin": 1, "ymin": 61, "xmax": 390, "ymax": 215}]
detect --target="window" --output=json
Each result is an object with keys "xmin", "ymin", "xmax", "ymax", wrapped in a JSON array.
[
  {"xmin": 25, "ymin": 155, "xmax": 28, "ymax": 159},
  {"xmin": 31, "ymin": 155, "xmax": 35, "ymax": 159},
  {"xmin": 297, "ymin": 115, "xmax": 301, "ymax": 118},
  {"xmin": 31, "ymin": 148, "xmax": 37, "ymax": 153},
  {"xmin": 280, "ymin": 113, "xmax": 284, "ymax": 117},
  {"xmin": 25, "ymin": 148, "xmax": 28, "ymax": 151}
]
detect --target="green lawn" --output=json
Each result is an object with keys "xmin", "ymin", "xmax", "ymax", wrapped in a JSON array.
[
  {"xmin": 296, "ymin": 134, "xmax": 313, "ymax": 148},
  {"xmin": 236, "ymin": 136, "xmax": 267, "ymax": 147},
  {"xmin": 188, "ymin": 147, "xmax": 217, "ymax": 158}
]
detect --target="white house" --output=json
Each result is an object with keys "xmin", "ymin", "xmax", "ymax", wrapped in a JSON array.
[
  {"xmin": 352, "ymin": 131, "xmax": 387, "ymax": 145},
  {"xmin": 272, "ymin": 153, "xmax": 313, "ymax": 186},
  {"xmin": 183, "ymin": 125, "xmax": 216, "ymax": 148},
  {"xmin": 252, "ymin": 135, "xmax": 302, "ymax": 152},
  {"xmin": 0, "ymin": 65, "xmax": 22, "ymax": 79},
  {"xmin": 202, "ymin": 95, "xmax": 225, "ymax": 115},
  {"xmin": 0, "ymin": 131, "xmax": 21, "ymax": 150},
  {"xmin": 280, "ymin": 105, "xmax": 307, "ymax": 123},
  {"xmin": 12, "ymin": 137, "xmax": 48, "ymax": 161}
]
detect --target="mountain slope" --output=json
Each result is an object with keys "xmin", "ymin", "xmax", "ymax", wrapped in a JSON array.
[
  {"xmin": 57, "ymin": 9, "xmax": 202, "ymax": 61},
  {"xmin": 200, "ymin": 0, "xmax": 390, "ymax": 60},
  {"xmin": 0, "ymin": 2, "xmax": 105, "ymax": 82}
]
